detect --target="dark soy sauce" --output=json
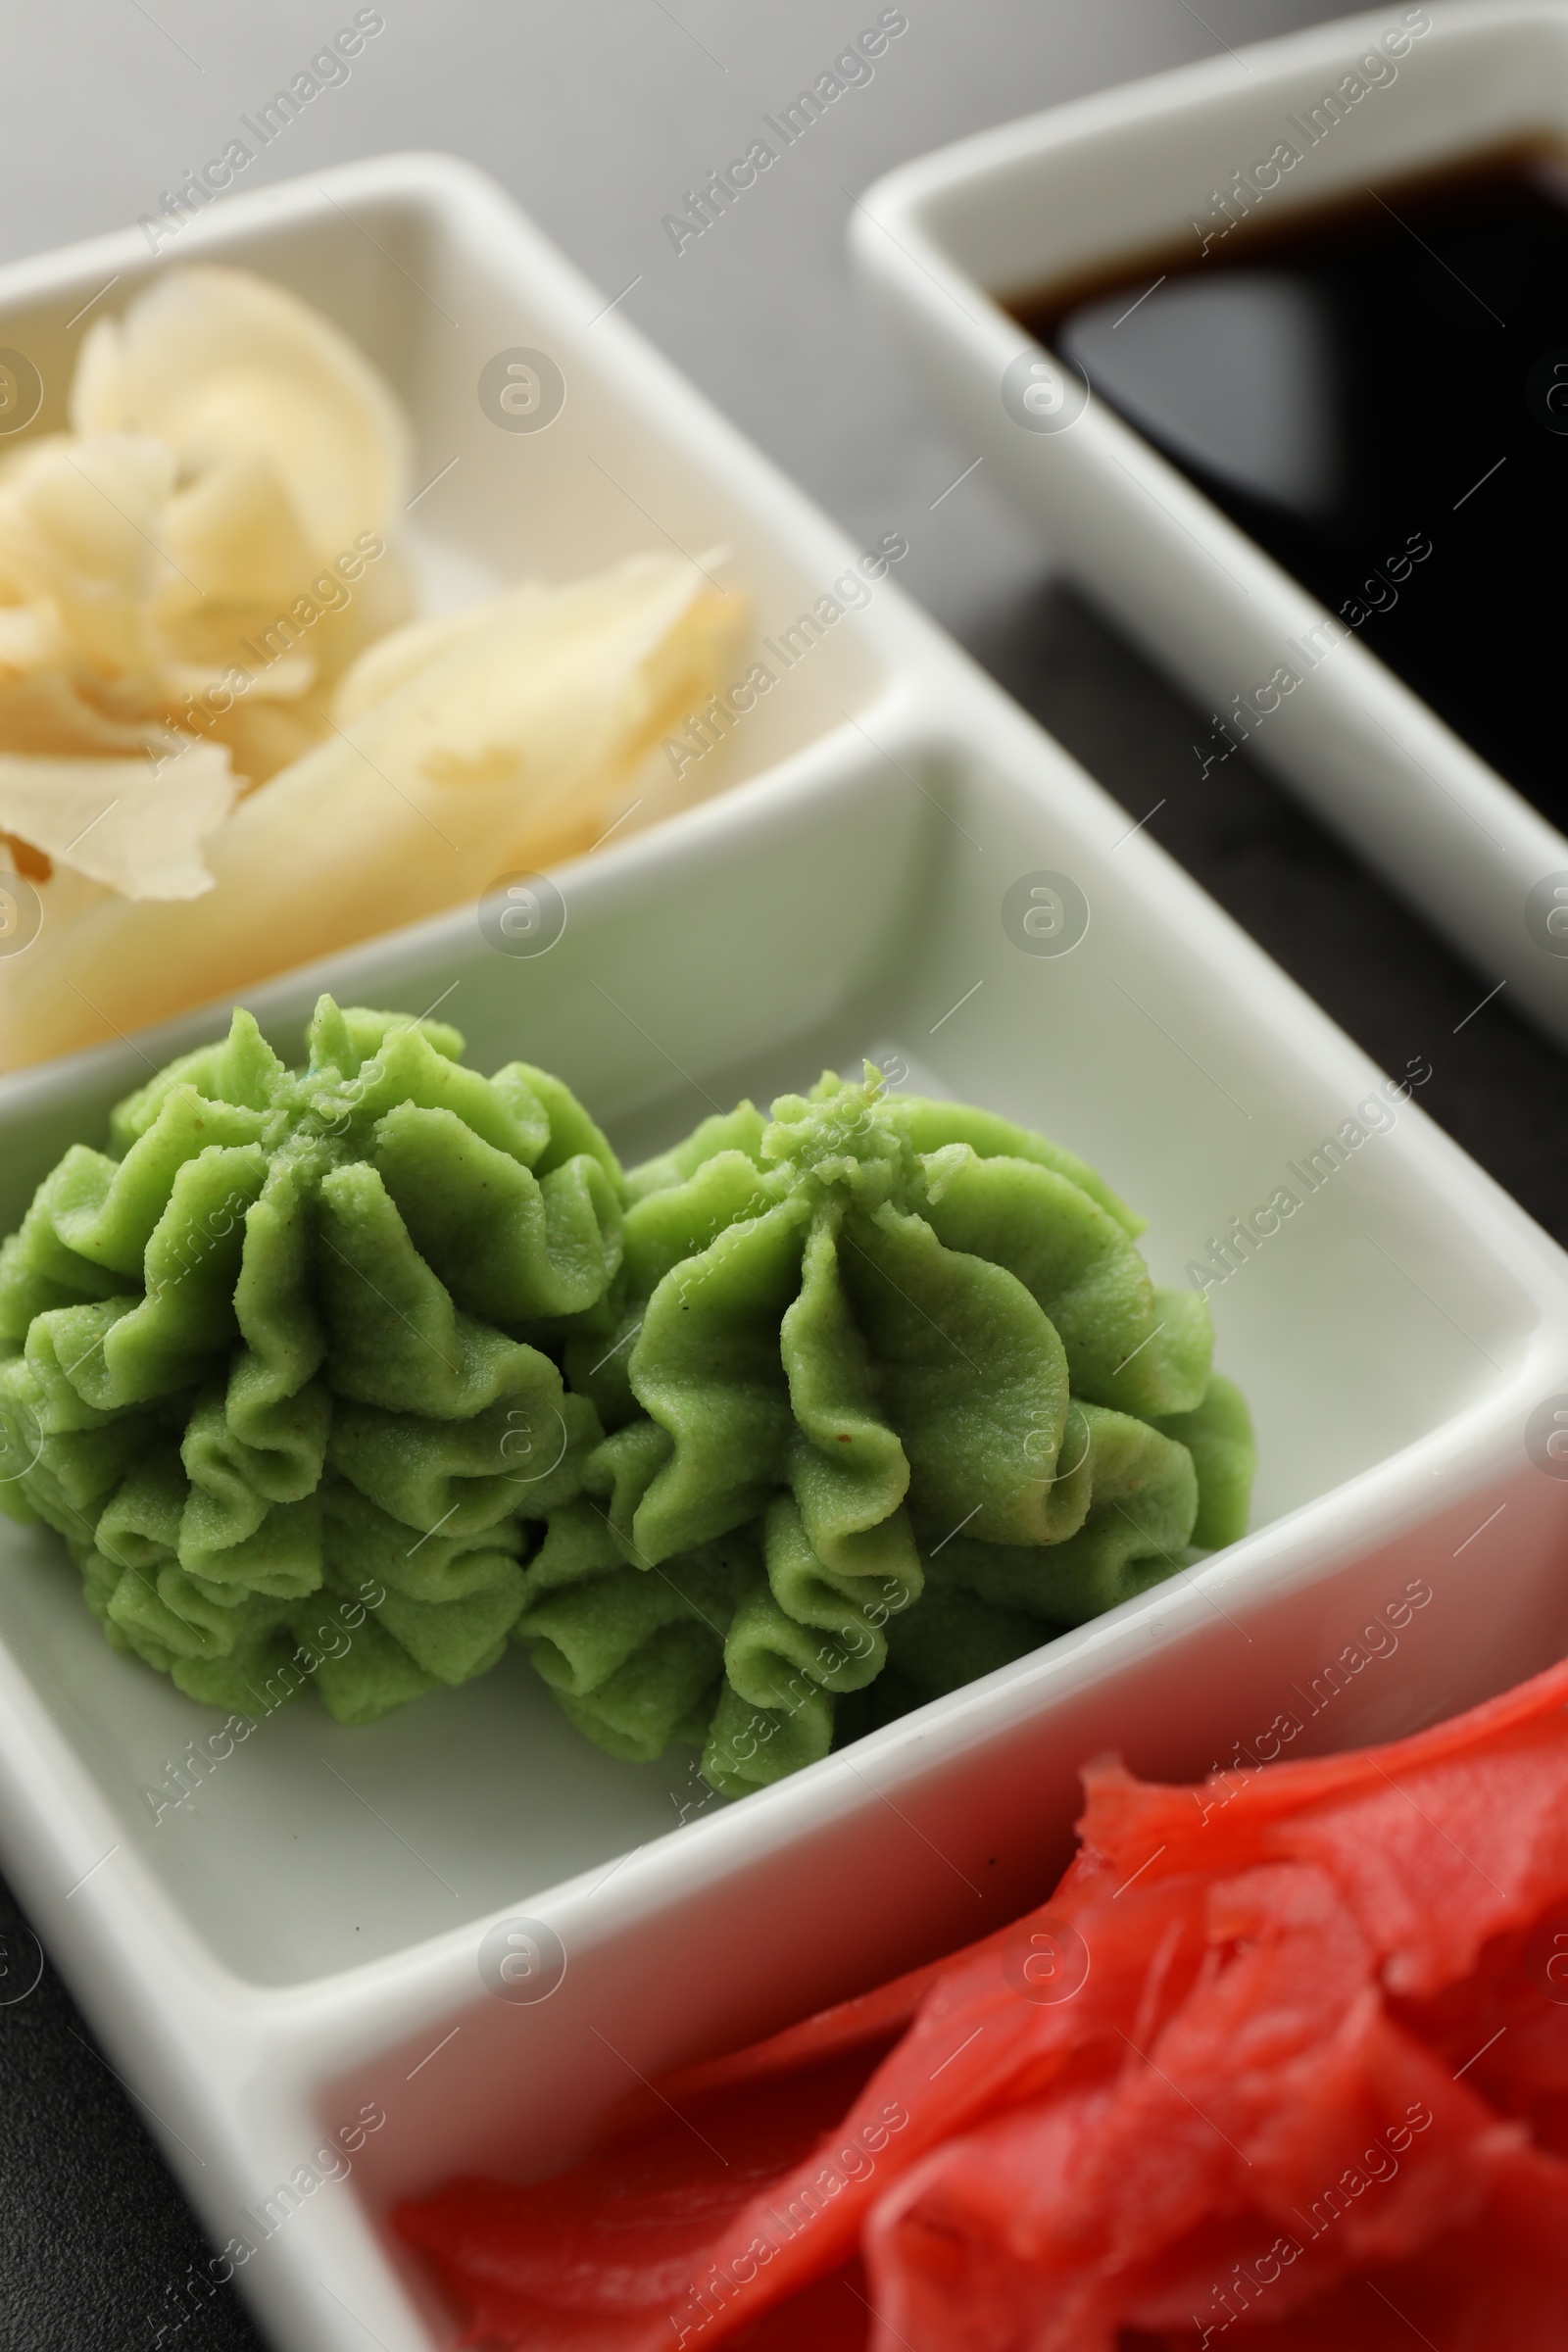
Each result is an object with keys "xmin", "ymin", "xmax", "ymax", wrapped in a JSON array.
[{"xmin": 1010, "ymin": 149, "xmax": 1568, "ymax": 819}]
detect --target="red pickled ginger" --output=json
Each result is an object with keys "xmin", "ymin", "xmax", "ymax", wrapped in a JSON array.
[{"xmin": 396, "ymin": 1650, "xmax": 1568, "ymax": 2349}]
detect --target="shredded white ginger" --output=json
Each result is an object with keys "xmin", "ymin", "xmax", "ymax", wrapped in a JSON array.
[
  {"xmin": 0, "ymin": 554, "xmax": 737, "ymax": 1067},
  {"xmin": 0, "ymin": 266, "xmax": 741, "ymax": 1070},
  {"xmin": 0, "ymin": 267, "xmax": 415, "ymax": 902}
]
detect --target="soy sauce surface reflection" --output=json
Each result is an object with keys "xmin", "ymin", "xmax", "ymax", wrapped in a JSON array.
[{"xmin": 1012, "ymin": 151, "xmax": 1568, "ymax": 818}]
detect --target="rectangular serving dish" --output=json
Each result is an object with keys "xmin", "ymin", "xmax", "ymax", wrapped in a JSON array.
[
  {"xmin": 852, "ymin": 0, "xmax": 1568, "ymax": 1048},
  {"xmin": 4, "ymin": 154, "xmax": 1568, "ymax": 2352}
]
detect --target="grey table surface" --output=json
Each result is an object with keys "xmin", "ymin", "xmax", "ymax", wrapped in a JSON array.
[{"xmin": 0, "ymin": 2, "xmax": 1554, "ymax": 2347}]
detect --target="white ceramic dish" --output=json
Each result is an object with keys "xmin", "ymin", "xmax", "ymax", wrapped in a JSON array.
[
  {"xmin": 5, "ymin": 155, "xmax": 1568, "ymax": 2352},
  {"xmin": 852, "ymin": 0, "xmax": 1568, "ymax": 1048}
]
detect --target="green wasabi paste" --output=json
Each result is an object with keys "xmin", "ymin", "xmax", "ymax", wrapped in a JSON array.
[
  {"xmin": 544, "ymin": 1069, "xmax": 1252, "ymax": 1791},
  {"xmin": 0, "ymin": 1007, "xmax": 1254, "ymax": 1790},
  {"xmin": 0, "ymin": 999, "xmax": 613, "ymax": 1723}
]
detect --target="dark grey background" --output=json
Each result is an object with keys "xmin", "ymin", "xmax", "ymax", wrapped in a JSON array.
[{"xmin": 0, "ymin": 2, "xmax": 1547, "ymax": 2347}]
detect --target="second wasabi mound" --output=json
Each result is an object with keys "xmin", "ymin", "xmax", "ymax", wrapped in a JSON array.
[
  {"xmin": 0, "ymin": 1008, "xmax": 1255, "ymax": 1792},
  {"xmin": 526, "ymin": 1068, "xmax": 1253, "ymax": 1792}
]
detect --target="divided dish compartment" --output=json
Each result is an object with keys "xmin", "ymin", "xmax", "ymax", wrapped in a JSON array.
[
  {"xmin": 0, "ymin": 150, "xmax": 890, "ymax": 1009},
  {"xmin": 2, "ymin": 712, "xmax": 1564, "ymax": 2000},
  {"xmin": 851, "ymin": 0, "xmax": 1568, "ymax": 1045}
]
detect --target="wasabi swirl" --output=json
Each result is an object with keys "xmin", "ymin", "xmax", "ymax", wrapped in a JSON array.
[
  {"xmin": 536, "ymin": 1069, "xmax": 1253, "ymax": 1793},
  {"xmin": 0, "ymin": 1023, "xmax": 1254, "ymax": 1792},
  {"xmin": 0, "ymin": 997, "xmax": 614, "ymax": 1721}
]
